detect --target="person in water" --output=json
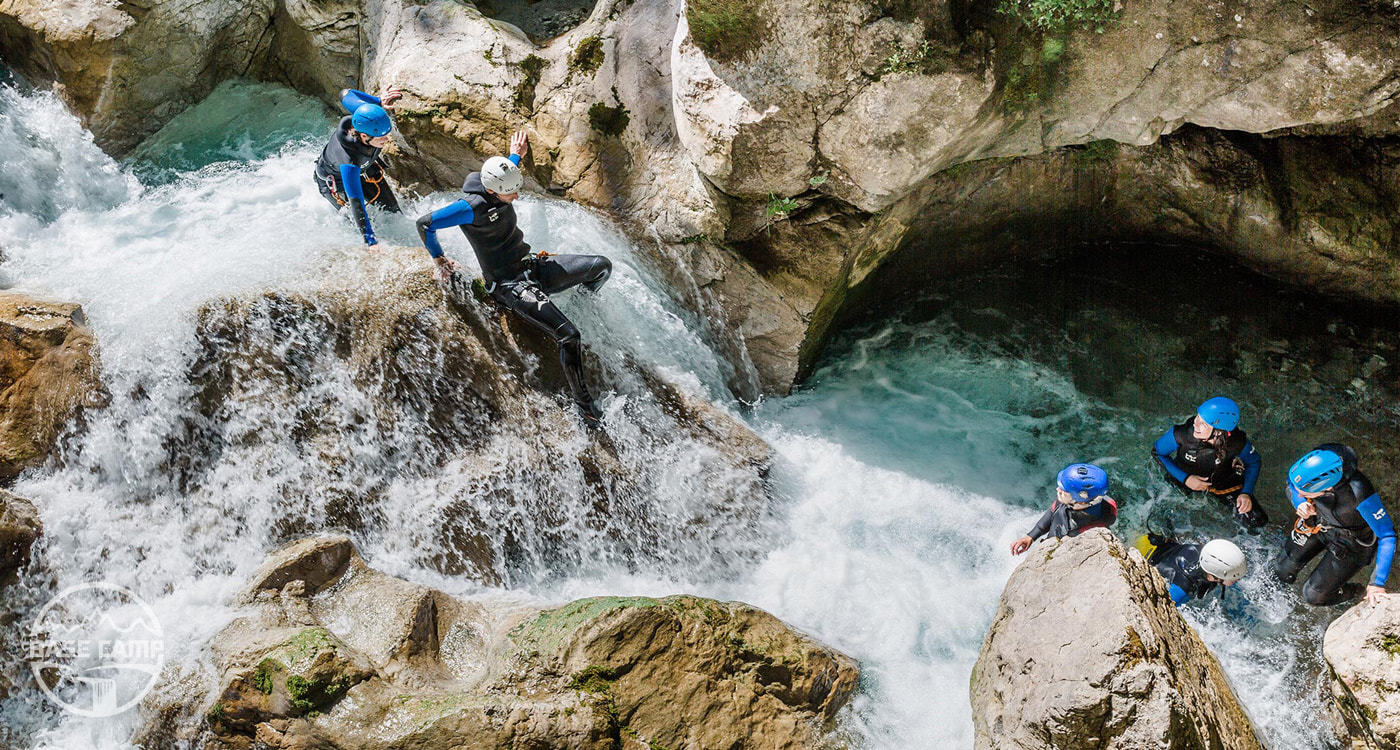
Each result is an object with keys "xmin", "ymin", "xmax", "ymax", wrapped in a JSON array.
[
  {"xmin": 415, "ymin": 130, "xmax": 613, "ymax": 427},
  {"xmin": 1010, "ymin": 463, "xmax": 1118, "ymax": 555},
  {"xmin": 1275, "ymin": 444, "xmax": 1394, "ymax": 606},
  {"xmin": 314, "ymin": 87, "xmax": 403, "ymax": 246},
  {"xmin": 1135, "ymin": 533, "xmax": 1247, "ymax": 606},
  {"xmin": 1151, "ymin": 396, "xmax": 1268, "ymax": 529}
]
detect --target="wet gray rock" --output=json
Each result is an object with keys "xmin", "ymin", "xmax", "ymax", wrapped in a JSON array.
[
  {"xmin": 971, "ymin": 529, "xmax": 1263, "ymax": 750},
  {"xmin": 1323, "ymin": 596, "xmax": 1400, "ymax": 749}
]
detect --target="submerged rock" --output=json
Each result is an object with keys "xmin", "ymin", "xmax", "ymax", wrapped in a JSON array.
[
  {"xmin": 1323, "ymin": 597, "xmax": 1400, "ymax": 749},
  {"xmin": 137, "ymin": 534, "xmax": 859, "ymax": 749},
  {"xmin": 0, "ymin": 292, "xmax": 103, "ymax": 484},
  {"xmin": 971, "ymin": 529, "xmax": 1262, "ymax": 750},
  {"xmin": 0, "ymin": 489, "xmax": 40, "ymax": 585}
]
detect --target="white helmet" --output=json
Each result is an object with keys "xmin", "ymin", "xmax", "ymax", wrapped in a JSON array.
[
  {"xmin": 1199, "ymin": 539, "xmax": 1247, "ymax": 583},
  {"xmin": 481, "ymin": 156, "xmax": 523, "ymax": 194}
]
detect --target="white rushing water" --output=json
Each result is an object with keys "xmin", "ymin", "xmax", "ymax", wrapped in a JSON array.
[{"xmin": 3, "ymin": 75, "xmax": 1392, "ymax": 749}]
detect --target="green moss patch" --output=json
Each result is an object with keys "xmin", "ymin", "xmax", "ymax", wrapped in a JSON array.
[
  {"xmin": 510, "ymin": 596, "xmax": 661, "ymax": 654},
  {"xmin": 997, "ymin": 0, "xmax": 1117, "ymax": 32},
  {"xmin": 687, "ymin": 0, "xmax": 767, "ymax": 63},
  {"xmin": 588, "ymin": 101, "xmax": 630, "ymax": 137},
  {"xmin": 514, "ymin": 55, "xmax": 548, "ymax": 113},
  {"xmin": 569, "ymin": 36, "xmax": 605, "ymax": 77}
]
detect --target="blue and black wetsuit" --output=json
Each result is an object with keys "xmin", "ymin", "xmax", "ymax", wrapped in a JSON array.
[
  {"xmin": 1148, "ymin": 540, "xmax": 1220, "ymax": 606},
  {"xmin": 1152, "ymin": 419, "xmax": 1267, "ymax": 528},
  {"xmin": 1275, "ymin": 444, "xmax": 1396, "ymax": 606},
  {"xmin": 314, "ymin": 89, "xmax": 401, "ymax": 245},
  {"xmin": 415, "ymin": 158, "xmax": 612, "ymax": 417},
  {"xmin": 1023, "ymin": 496, "xmax": 1118, "ymax": 544}
]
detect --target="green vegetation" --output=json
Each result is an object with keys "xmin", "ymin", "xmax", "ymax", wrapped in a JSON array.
[
  {"xmin": 878, "ymin": 40, "xmax": 947, "ymax": 77},
  {"xmin": 514, "ymin": 55, "xmax": 548, "ymax": 113},
  {"xmin": 205, "ymin": 702, "xmax": 225, "ymax": 725},
  {"xmin": 766, "ymin": 193, "xmax": 800, "ymax": 219},
  {"xmin": 569, "ymin": 665, "xmax": 618, "ymax": 694},
  {"xmin": 1380, "ymin": 633, "xmax": 1400, "ymax": 656},
  {"xmin": 509, "ymin": 596, "xmax": 661, "ymax": 655},
  {"xmin": 287, "ymin": 675, "xmax": 316, "ymax": 713},
  {"xmin": 680, "ymin": 233, "xmax": 709, "ymax": 244},
  {"xmin": 997, "ymin": 0, "xmax": 1117, "ymax": 32},
  {"xmin": 808, "ymin": 172, "xmax": 828, "ymax": 187},
  {"xmin": 588, "ymin": 101, "xmax": 630, "ymax": 137},
  {"xmin": 252, "ymin": 658, "xmax": 279, "ymax": 694},
  {"xmin": 569, "ymin": 36, "xmax": 605, "ymax": 77},
  {"xmin": 686, "ymin": 0, "xmax": 767, "ymax": 63},
  {"xmin": 1072, "ymin": 139, "xmax": 1119, "ymax": 165}
]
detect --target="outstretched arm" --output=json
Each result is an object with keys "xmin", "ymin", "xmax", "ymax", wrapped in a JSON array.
[
  {"xmin": 1152, "ymin": 429, "xmax": 1188, "ymax": 483},
  {"xmin": 1240, "ymin": 440, "xmax": 1262, "ymax": 494},
  {"xmin": 1359, "ymin": 493, "xmax": 1395, "ymax": 590},
  {"xmin": 338, "ymin": 163, "xmax": 376, "ymax": 245},
  {"xmin": 340, "ymin": 89, "xmax": 381, "ymax": 112},
  {"xmin": 415, "ymin": 200, "xmax": 476, "ymax": 258}
]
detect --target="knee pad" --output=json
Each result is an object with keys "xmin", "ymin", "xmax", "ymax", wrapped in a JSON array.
[
  {"xmin": 415, "ymin": 213, "xmax": 434, "ymax": 240},
  {"xmin": 585, "ymin": 257, "xmax": 612, "ymax": 292},
  {"xmin": 1302, "ymin": 580, "xmax": 1336, "ymax": 607},
  {"xmin": 556, "ymin": 322, "xmax": 581, "ymax": 346}
]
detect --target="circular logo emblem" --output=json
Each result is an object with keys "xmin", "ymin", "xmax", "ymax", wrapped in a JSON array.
[{"xmin": 25, "ymin": 582, "xmax": 165, "ymax": 717}]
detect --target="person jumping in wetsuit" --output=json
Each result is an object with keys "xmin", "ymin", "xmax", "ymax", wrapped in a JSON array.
[
  {"xmin": 314, "ymin": 87, "xmax": 403, "ymax": 246},
  {"xmin": 1135, "ymin": 534, "xmax": 1247, "ymax": 606},
  {"xmin": 1151, "ymin": 396, "xmax": 1268, "ymax": 529},
  {"xmin": 1010, "ymin": 463, "xmax": 1119, "ymax": 555},
  {"xmin": 415, "ymin": 130, "xmax": 612, "ymax": 427},
  {"xmin": 1275, "ymin": 444, "xmax": 1394, "ymax": 607}
]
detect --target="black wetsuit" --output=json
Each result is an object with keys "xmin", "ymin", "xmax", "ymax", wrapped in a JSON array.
[
  {"xmin": 416, "ymin": 168, "xmax": 612, "ymax": 416},
  {"xmin": 1152, "ymin": 418, "xmax": 1268, "ymax": 528},
  {"xmin": 1274, "ymin": 444, "xmax": 1396, "ymax": 606},
  {"xmin": 1024, "ymin": 497, "xmax": 1118, "ymax": 543},
  {"xmin": 314, "ymin": 108, "xmax": 401, "ymax": 244},
  {"xmin": 1149, "ymin": 540, "xmax": 1220, "ymax": 605}
]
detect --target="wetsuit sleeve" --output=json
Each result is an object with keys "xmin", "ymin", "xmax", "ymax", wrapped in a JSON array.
[
  {"xmin": 1026, "ymin": 506, "xmax": 1055, "ymax": 541},
  {"xmin": 1152, "ymin": 429, "xmax": 1189, "ymax": 482},
  {"xmin": 338, "ymin": 163, "xmax": 375, "ymax": 245},
  {"xmin": 1168, "ymin": 583, "xmax": 1190, "ymax": 606},
  {"xmin": 1358, "ymin": 493, "xmax": 1396, "ymax": 587},
  {"xmin": 1287, "ymin": 482, "xmax": 1306, "ymax": 509},
  {"xmin": 340, "ymin": 89, "xmax": 382, "ymax": 112},
  {"xmin": 415, "ymin": 201, "xmax": 475, "ymax": 259},
  {"xmin": 509, "ymin": 153, "xmax": 522, "ymax": 166},
  {"xmin": 1240, "ymin": 440, "xmax": 1262, "ymax": 494}
]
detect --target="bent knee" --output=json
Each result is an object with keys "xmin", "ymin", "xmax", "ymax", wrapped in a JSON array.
[
  {"xmin": 415, "ymin": 213, "xmax": 434, "ymax": 233},
  {"xmin": 1302, "ymin": 581, "xmax": 1335, "ymax": 606}
]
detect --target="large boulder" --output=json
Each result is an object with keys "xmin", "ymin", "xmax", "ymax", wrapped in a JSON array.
[
  {"xmin": 1323, "ymin": 597, "xmax": 1400, "ymax": 749},
  {"xmin": 174, "ymin": 247, "xmax": 771, "ymax": 586},
  {"xmin": 971, "ymin": 529, "xmax": 1263, "ymax": 750},
  {"xmin": 136, "ymin": 534, "xmax": 860, "ymax": 749},
  {"xmin": 0, "ymin": 292, "xmax": 103, "ymax": 484}
]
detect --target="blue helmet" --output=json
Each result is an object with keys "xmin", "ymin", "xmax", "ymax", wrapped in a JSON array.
[
  {"xmin": 1057, "ymin": 463, "xmax": 1110, "ymax": 503},
  {"xmin": 1289, "ymin": 449, "xmax": 1345, "ymax": 493},
  {"xmin": 1197, "ymin": 396, "xmax": 1240, "ymax": 431},
  {"xmin": 351, "ymin": 103, "xmax": 392, "ymax": 137}
]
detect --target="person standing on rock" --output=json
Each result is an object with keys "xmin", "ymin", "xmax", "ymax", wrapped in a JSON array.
[
  {"xmin": 1135, "ymin": 534, "xmax": 1248, "ymax": 606},
  {"xmin": 415, "ymin": 130, "xmax": 613, "ymax": 428},
  {"xmin": 1151, "ymin": 396, "xmax": 1268, "ymax": 529},
  {"xmin": 314, "ymin": 87, "xmax": 404, "ymax": 246},
  {"xmin": 1010, "ymin": 463, "xmax": 1119, "ymax": 555},
  {"xmin": 1275, "ymin": 444, "xmax": 1394, "ymax": 606}
]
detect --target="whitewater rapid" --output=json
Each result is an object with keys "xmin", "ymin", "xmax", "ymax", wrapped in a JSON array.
[{"xmin": 3, "ymin": 75, "xmax": 1389, "ymax": 749}]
